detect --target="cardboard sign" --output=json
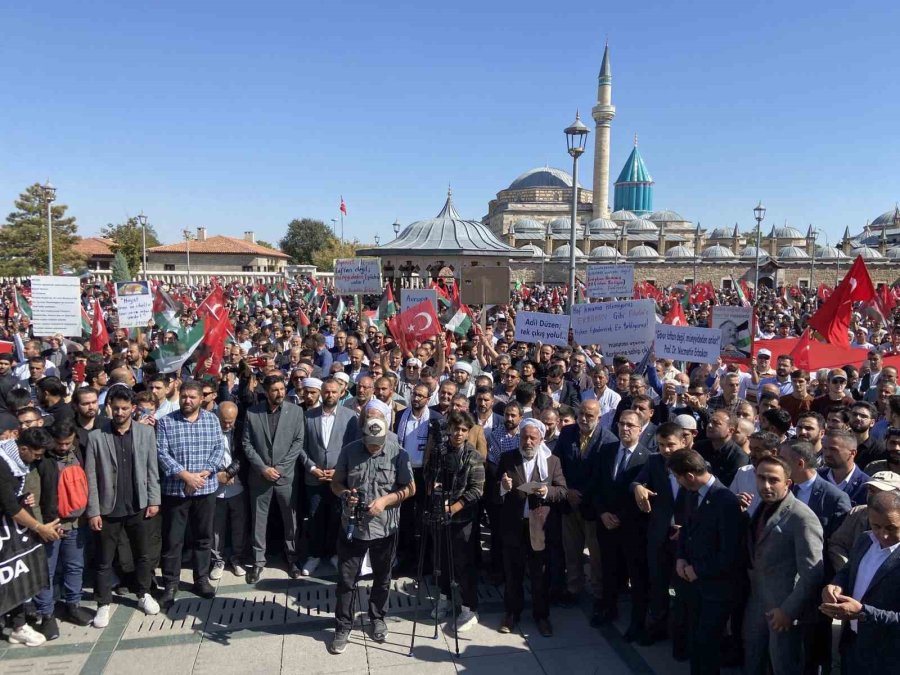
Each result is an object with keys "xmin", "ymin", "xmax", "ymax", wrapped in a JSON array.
[
  {"xmin": 334, "ymin": 258, "xmax": 382, "ymax": 294},
  {"xmin": 712, "ymin": 305, "xmax": 754, "ymax": 360},
  {"xmin": 571, "ymin": 300, "xmax": 655, "ymax": 363},
  {"xmin": 30, "ymin": 276, "xmax": 82, "ymax": 337},
  {"xmin": 115, "ymin": 281, "xmax": 153, "ymax": 328},
  {"xmin": 514, "ymin": 311, "xmax": 570, "ymax": 347},
  {"xmin": 401, "ymin": 288, "xmax": 438, "ymax": 313},
  {"xmin": 586, "ymin": 264, "xmax": 634, "ymax": 298},
  {"xmin": 655, "ymin": 324, "xmax": 721, "ymax": 364}
]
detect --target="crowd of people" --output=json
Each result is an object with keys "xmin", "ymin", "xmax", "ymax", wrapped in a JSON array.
[{"xmin": 0, "ymin": 276, "xmax": 898, "ymax": 674}]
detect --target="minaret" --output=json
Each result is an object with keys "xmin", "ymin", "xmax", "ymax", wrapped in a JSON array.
[{"xmin": 591, "ymin": 41, "xmax": 615, "ymax": 220}]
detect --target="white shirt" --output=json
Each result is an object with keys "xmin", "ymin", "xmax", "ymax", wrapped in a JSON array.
[
  {"xmin": 478, "ymin": 413, "xmax": 495, "ymax": 434},
  {"xmin": 825, "ymin": 465, "xmax": 857, "ymax": 492},
  {"xmin": 320, "ymin": 408, "xmax": 336, "ymax": 448},
  {"xmin": 400, "ymin": 408, "xmax": 430, "ymax": 468},
  {"xmin": 729, "ymin": 464, "xmax": 761, "ymax": 516},
  {"xmin": 850, "ymin": 532, "xmax": 900, "ymax": 631},
  {"xmin": 13, "ymin": 359, "xmax": 58, "ymax": 380},
  {"xmin": 793, "ymin": 473, "xmax": 818, "ymax": 505}
]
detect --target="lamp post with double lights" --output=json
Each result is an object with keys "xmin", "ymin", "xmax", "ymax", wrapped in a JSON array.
[
  {"xmin": 753, "ymin": 201, "xmax": 766, "ymax": 301},
  {"xmin": 564, "ymin": 112, "xmax": 590, "ymax": 315},
  {"xmin": 42, "ymin": 180, "xmax": 57, "ymax": 274},
  {"xmin": 137, "ymin": 212, "xmax": 149, "ymax": 280}
]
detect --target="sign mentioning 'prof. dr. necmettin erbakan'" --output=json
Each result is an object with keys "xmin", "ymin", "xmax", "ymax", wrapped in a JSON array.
[
  {"xmin": 334, "ymin": 258, "xmax": 382, "ymax": 294},
  {"xmin": 655, "ymin": 324, "xmax": 722, "ymax": 365},
  {"xmin": 586, "ymin": 264, "xmax": 634, "ymax": 298},
  {"xmin": 514, "ymin": 311, "xmax": 570, "ymax": 347},
  {"xmin": 570, "ymin": 299, "xmax": 655, "ymax": 364}
]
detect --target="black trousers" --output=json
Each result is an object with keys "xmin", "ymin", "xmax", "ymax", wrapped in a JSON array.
[
  {"xmin": 646, "ymin": 535, "xmax": 677, "ymax": 630},
  {"xmin": 597, "ymin": 520, "xmax": 649, "ymax": 627},
  {"xmin": 161, "ymin": 494, "xmax": 216, "ymax": 586},
  {"xmin": 679, "ymin": 579, "xmax": 731, "ymax": 675},
  {"xmin": 436, "ymin": 520, "xmax": 478, "ymax": 611},
  {"xmin": 334, "ymin": 533, "xmax": 397, "ymax": 631},
  {"xmin": 503, "ymin": 520, "xmax": 549, "ymax": 620},
  {"xmin": 305, "ymin": 483, "xmax": 340, "ymax": 559},
  {"xmin": 483, "ymin": 462, "xmax": 504, "ymax": 575},
  {"xmin": 96, "ymin": 511, "xmax": 154, "ymax": 605},
  {"xmin": 397, "ymin": 468, "xmax": 426, "ymax": 566}
]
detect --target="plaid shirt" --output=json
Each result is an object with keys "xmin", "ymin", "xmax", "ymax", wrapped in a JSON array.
[
  {"xmin": 488, "ymin": 427, "xmax": 519, "ymax": 465},
  {"xmin": 157, "ymin": 409, "xmax": 226, "ymax": 497}
]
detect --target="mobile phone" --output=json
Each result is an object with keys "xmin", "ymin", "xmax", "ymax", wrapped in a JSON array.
[{"xmin": 675, "ymin": 384, "xmax": 686, "ymax": 395}]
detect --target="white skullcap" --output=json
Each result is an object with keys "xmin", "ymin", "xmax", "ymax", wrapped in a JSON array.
[
  {"xmin": 519, "ymin": 418, "xmax": 546, "ymax": 437},
  {"xmin": 406, "ymin": 357, "xmax": 423, "ymax": 367},
  {"xmin": 453, "ymin": 361, "xmax": 473, "ymax": 374},
  {"xmin": 333, "ymin": 372, "xmax": 350, "ymax": 385},
  {"xmin": 302, "ymin": 377, "xmax": 323, "ymax": 390},
  {"xmin": 364, "ymin": 399, "xmax": 391, "ymax": 417}
]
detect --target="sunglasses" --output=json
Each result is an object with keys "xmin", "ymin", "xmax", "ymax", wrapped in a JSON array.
[{"xmin": 830, "ymin": 378, "xmax": 847, "ymax": 384}]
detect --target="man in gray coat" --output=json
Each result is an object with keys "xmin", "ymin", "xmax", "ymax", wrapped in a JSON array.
[
  {"xmin": 242, "ymin": 374, "xmax": 305, "ymax": 582},
  {"xmin": 744, "ymin": 454, "xmax": 824, "ymax": 675},
  {"xmin": 298, "ymin": 378, "xmax": 359, "ymax": 576}
]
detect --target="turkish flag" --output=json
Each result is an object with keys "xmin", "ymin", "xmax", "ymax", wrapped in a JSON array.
[
  {"xmin": 662, "ymin": 302, "xmax": 687, "ymax": 326},
  {"xmin": 340, "ymin": 197, "xmax": 347, "ymax": 215},
  {"xmin": 194, "ymin": 313, "xmax": 231, "ymax": 378},
  {"xmin": 807, "ymin": 256, "xmax": 877, "ymax": 348},
  {"xmin": 816, "ymin": 283, "xmax": 832, "ymax": 303},
  {"xmin": 89, "ymin": 298, "xmax": 109, "ymax": 353},
  {"xmin": 387, "ymin": 299, "xmax": 441, "ymax": 354},
  {"xmin": 297, "ymin": 308, "xmax": 310, "ymax": 328},
  {"xmin": 197, "ymin": 281, "xmax": 235, "ymax": 342}
]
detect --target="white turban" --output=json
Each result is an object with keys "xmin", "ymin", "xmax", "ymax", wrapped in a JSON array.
[
  {"xmin": 302, "ymin": 377, "xmax": 323, "ymax": 390},
  {"xmin": 518, "ymin": 418, "xmax": 551, "ymax": 477},
  {"xmin": 453, "ymin": 361, "xmax": 473, "ymax": 375},
  {"xmin": 364, "ymin": 398, "xmax": 391, "ymax": 418}
]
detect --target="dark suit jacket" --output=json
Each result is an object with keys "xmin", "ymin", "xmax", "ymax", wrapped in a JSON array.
[
  {"xmin": 632, "ymin": 453, "xmax": 684, "ymax": 549},
  {"xmin": 677, "ymin": 479, "xmax": 745, "ymax": 599},
  {"xmin": 695, "ymin": 438, "xmax": 749, "ymax": 487},
  {"xmin": 831, "ymin": 532, "xmax": 900, "ymax": 669},
  {"xmin": 591, "ymin": 441, "xmax": 651, "ymax": 522},
  {"xmin": 541, "ymin": 379, "xmax": 581, "ymax": 410},
  {"xmin": 496, "ymin": 450, "xmax": 567, "ymax": 537},
  {"xmin": 553, "ymin": 423, "xmax": 615, "ymax": 519},
  {"xmin": 298, "ymin": 406, "xmax": 360, "ymax": 486},
  {"xmin": 242, "ymin": 400, "xmax": 306, "ymax": 486},
  {"xmin": 804, "ymin": 475, "xmax": 852, "ymax": 540},
  {"xmin": 816, "ymin": 467, "xmax": 870, "ymax": 507},
  {"xmin": 638, "ymin": 422, "xmax": 658, "ymax": 452}
]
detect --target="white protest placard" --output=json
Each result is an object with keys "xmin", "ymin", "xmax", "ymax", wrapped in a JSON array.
[
  {"xmin": 334, "ymin": 258, "xmax": 382, "ymax": 294},
  {"xmin": 655, "ymin": 324, "xmax": 721, "ymax": 364},
  {"xmin": 115, "ymin": 281, "xmax": 153, "ymax": 328},
  {"xmin": 586, "ymin": 264, "xmax": 634, "ymax": 298},
  {"xmin": 712, "ymin": 305, "xmax": 753, "ymax": 360},
  {"xmin": 401, "ymin": 288, "xmax": 438, "ymax": 313},
  {"xmin": 571, "ymin": 299, "xmax": 655, "ymax": 363},
  {"xmin": 30, "ymin": 276, "xmax": 82, "ymax": 337},
  {"xmin": 514, "ymin": 311, "xmax": 570, "ymax": 347}
]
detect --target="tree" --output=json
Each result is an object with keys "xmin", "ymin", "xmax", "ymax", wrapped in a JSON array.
[
  {"xmin": 101, "ymin": 217, "xmax": 161, "ymax": 276},
  {"xmin": 0, "ymin": 183, "xmax": 82, "ymax": 276},
  {"xmin": 111, "ymin": 251, "xmax": 132, "ymax": 282},
  {"xmin": 279, "ymin": 218, "xmax": 333, "ymax": 264},
  {"xmin": 256, "ymin": 239, "xmax": 276, "ymax": 249},
  {"xmin": 312, "ymin": 239, "xmax": 360, "ymax": 272}
]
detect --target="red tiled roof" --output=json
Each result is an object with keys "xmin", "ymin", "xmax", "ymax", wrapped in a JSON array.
[
  {"xmin": 74, "ymin": 237, "xmax": 115, "ymax": 257},
  {"xmin": 148, "ymin": 235, "xmax": 290, "ymax": 259}
]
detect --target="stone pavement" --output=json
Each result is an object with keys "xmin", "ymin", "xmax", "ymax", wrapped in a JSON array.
[{"xmin": 0, "ymin": 563, "xmax": 704, "ymax": 675}]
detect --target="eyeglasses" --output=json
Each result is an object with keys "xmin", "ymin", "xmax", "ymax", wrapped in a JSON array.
[
  {"xmin": 830, "ymin": 378, "xmax": 847, "ymax": 384},
  {"xmin": 619, "ymin": 422, "xmax": 639, "ymax": 430},
  {"xmin": 202, "ymin": 391, "xmax": 215, "ymax": 397}
]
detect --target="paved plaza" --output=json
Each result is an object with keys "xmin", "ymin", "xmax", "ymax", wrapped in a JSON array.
[{"xmin": 0, "ymin": 563, "xmax": 710, "ymax": 675}]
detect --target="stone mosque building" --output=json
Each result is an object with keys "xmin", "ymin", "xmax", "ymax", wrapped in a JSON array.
[{"xmin": 365, "ymin": 44, "xmax": 898, "ymax": 290}]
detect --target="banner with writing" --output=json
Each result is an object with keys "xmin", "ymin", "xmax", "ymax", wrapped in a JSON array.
[
  {"xmin": 0, "ymin": 514, "xmax": 49, "ymax": 616},
  {"xmin": 586, "ymin": 264, "xmax": 634, "ymax": 298},
  {"xmin": 571, "ymin": 299, "xmax": 655, "ymax": 363},
  {"xmin": 401, "ymin": 288, "xmax": 438, "ymax": 313},
  {"xmin": 655, "ymin": 324, "xmax": 721, "ymax": 364},
  {"xmin": 30, "ymin": 276, "xmax": 82, "ymax": 337},
  {"xmin": 115, "ymin": 281, "xmax": 153, "ymax": 328},
  {"xmin": 334, "ymin": 258, "xmax": 382, "ymax": 294},
  {"xmin": 514, "ymin": 311, "xmax": 570, "ymax": 347}
]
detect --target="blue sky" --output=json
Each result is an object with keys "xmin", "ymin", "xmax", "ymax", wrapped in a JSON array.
[{"xmin": 1, "ymin": 1, "xmax": 898, "ymax": 247}]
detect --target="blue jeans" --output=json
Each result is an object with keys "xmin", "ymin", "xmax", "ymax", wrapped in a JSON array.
[{"xmin": 34, "ymin": 526, "xmax": 87, "ymax": 615}]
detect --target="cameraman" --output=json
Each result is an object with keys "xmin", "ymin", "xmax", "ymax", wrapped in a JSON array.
[
  {"xmin": 329, "ymin": 401, "xmax": 415, "ymax": 655},
  {"xmin": 424, "ymin": 411, "xmax": 485, "ymax": 632}
]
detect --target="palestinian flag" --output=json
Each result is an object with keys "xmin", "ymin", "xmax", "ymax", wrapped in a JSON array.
[
  {"xmin": 152, "ymin": 285, "xmax": 181, "ymax": 333},
  {"xmin": 377, "ymin": 282, "xmax": 397, "ymax": 320},
  {"xmin": 732, "ymin": 276, "xmax": 750, "ymax": 307},
  {"xmin": 235, "ymin": 295, "xmax": 247, "ymax": 312},
  {"xmin": 445, "ymin": 305, "xmax": 473, "ymax": 337},
  {"xmin": 81, "ymin": 305, "xmax": 92, "ymax": 337},
  {"xmin": 14, "ymin": 291, "xmax": 32, "ymax": 319},
  {"xmin": 298, "ymin": 308, "xmax": 311, "ymax": 329},
  {"xmin": 335, "ymin": 297, "xmax": 346, "ymax": 320},
  {"xmin": 150, "ymin": 320, "xmax": 206, "ymax": 374},
  {"xmin": 305, "ymin": 282, "xmax": 322, "ymax": 306}
]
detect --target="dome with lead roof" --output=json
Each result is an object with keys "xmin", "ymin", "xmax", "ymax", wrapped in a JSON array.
[
  {"xmin": 590, "ymin": 245, "xmax": 623, "ymax": 260},
  {"xmin": 508, "ymin": 167, "xmax": 581, "ymax": 190},
  {"xmin": 551, "ymin": 244, "xmax": 586, "ymax": 259},
  {"xmin": 628, "ymin": 245, "xmax": 661, "ymax": 260},
  {"xmin": 778, "ymin": 246, "xmax": 809, "ymax": 259},
  {"xmin": 666, "ymin": 245, "xmax": 695, "ymax": 259}
]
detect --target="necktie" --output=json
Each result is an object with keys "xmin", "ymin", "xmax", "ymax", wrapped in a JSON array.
[{"xmin": 615, "ymin": 448, "xmax": 630, "ymax": 479}]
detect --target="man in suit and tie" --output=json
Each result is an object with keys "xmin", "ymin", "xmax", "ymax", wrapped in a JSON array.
[
  {"xmin": 743, "ymin": 454, "xmax": 824, "ymax": 675},
  {"xmin": 671, "ymin": 448, "xmax": 745, "ymax": 675},
  {"xmin": 591, "ymin": 409, "xmax": 652, "ymax": 640},
  {"xmin": 553, "ymin": 400, "xmax": 615, "ymax": 617},
  {"xmin": 632, "ymin": 422, "xmax": 689, "ymax": 646},
  {"xmin": 631, "ymin": 395, "xmax": 659, "ymax": 452},
  {"xmin": 242, "ymin": 374, "xmax": 306, "ymax": 583},
  {"xmin": 820, "ymin": 490, "xmax": 900, "ymax": 671},
  {"xmin": 298, "ymin": 378, "xmax": 360, "ymax": 576},
  {"xmin": 819, "ymin": 429, "xmax": 870, "ymax": 506}
]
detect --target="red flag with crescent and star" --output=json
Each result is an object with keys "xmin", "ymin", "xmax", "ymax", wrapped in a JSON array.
[
  {"xmin": 807, "ymin": 256, "xmax": 877, "ymax": 348},
  {"xmin": 386, "ymin": 298, "xmax": 441, "ymax": 354}
]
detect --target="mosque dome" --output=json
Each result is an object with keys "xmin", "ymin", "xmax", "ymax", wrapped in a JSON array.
[
  {"xmin": 666, "ymin": 245, "xmax": 695, "ymax": 259},
  {"xmin": 628, "ymin": 245, "xmax": 661, "ymax": 260},
  {"xmin": 588, "ymin": 217, "xmax": 619, "ymax": 234},
  {"xmin": 589, "ymin": 245, "xmax": 623, "ymax": 260},
  {"xmin": 773, "ymin": 226, "xmax": 804, "ymax": 239},
  {"xmin": 701, "ymin": 245, "xmax": 736, "ymax": 260},
  {"xmin": 741, "ymin": 245, "xmax": 768, "ymax": 259},
  {"xmin": 871, "ymin": 206, "xmax": 900, "ymax": 227},
  {"xmin": 648, "ymin": 209, "xmax": 689, "ymax": 224},
  {"xmin": 518, "ymin": 243, "xmax": 546, "ymax": 258},
  {"xmin": 609, "ymin": 209, "xmax": 639, "ymax": 223},
  {"xmin": 627, "ymin": 218, "xmax": 658, "ymax": 234},
  {"xmin": 552, "ymin": 244, "xmax": 586, "ymax": 260},
  {"xmin": 548, "ymin": 217, "xmax": 586, "ymax": 237},
  {"xmin": 708, "ymin": 227, "xmax": 732, "ymax": 239},
  {"xmin": 815, "ymin": 245, "xmax": 847, "ymax": 260},
  {"xmin": 510, "ymin": 218, "xmax": 545, "ymax": 236},
  {"xmin": 886, "ymin": 247, "xmax": 900, "ymax": 260},
  {"xmin": 852, "ymin": 246, "xmax": 884, "ymax": 260},
  {"xmin": 778, "ymin": 246, "xmax": 809, "ymax": 259},
  {"xmin": 508, "ymin": 167, "xmax": 581, "ymax": 190}
]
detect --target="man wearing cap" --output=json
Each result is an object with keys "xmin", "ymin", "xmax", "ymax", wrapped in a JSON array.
[
  {"xmin": 242, "ymin": 374, "xmax": 306, "ymax": 583},
  {"xmin": 329, "ymin": 403, "xmax": 415, "ymax": 654},
  {"xmin": 812, "ymin": 368, "xmax": 854, "ymax": 416},
  {"xmin": 397, "ymin": 358, "xmax": 422, "ymax": 402},
  {"xmin": 829, "ymin": 470, "xmax": 900, "ymax": 571}
]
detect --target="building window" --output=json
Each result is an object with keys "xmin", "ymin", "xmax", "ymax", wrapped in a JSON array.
[
  {"xmin": 164, "ymin": 264, "xmax": 175, "ymax": 271},
  {"xmin": 98, "ymin": 261, "xmax": 111, "ymax": 270},
  {"xmin": 242, "ymin": 266, "xmax": 253, "ymax": 272},
  {"xmin": 798, "ymin": 279, "xmax": 809, "ymax": 289}
]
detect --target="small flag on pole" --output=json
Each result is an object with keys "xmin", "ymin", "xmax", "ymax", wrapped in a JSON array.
[{"xmin": 340, "ymin": 197, "xmax": 347, "ymax": 215}]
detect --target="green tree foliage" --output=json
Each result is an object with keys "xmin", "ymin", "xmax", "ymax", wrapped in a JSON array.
[
  {"xmin": 279, "ymin": 218, "xmax": 334, "ymax": 265},
  {"xmin": 111, "ymin": 251, "xmax": 132, "ymax": 282},
  {"xmin": 255, "ymin": 239, "xmax": 276, "ymax": 249},
  {"xmin": 0, "ymin": 183, "xmax": 82, "ymax": 276},
  {"xmin": 101, "ymin": 217, "xmax": 161, "ymax": 276},
  {"xmin": 312, "ymin": 239, "xmax": 359, "ymax": 272}
]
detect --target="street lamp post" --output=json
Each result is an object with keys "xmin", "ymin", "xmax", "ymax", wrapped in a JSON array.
[
  {"xmin": 42, "ymin": 181, "xmax": 57, "ymax": 274},
  {"xmin": 564, "ymin": 112, "xmax": 589, "ymax": 315},
  {"xmin": 183, "ymin": 229, "xmax": 193, "ymax": 286},
  {"xmin": 753, "ymin": 201, "xmax": 766, "ymax": 302},
  {"xmin": 331, "ymin": 218, "xmax": 338, "ymax": 237},
  {"xmin": 693, "ymin": 222, "xmax": 700, "ymax": 286},
  {"xmin": 393, "ymin": 220, "xmax": 401, "ymax": 238},
  {"xmin": 137, "ymin": 212, "xmax": 149, "ymax": 280},
  {"xmin": 808, "ymin": 227, "xmax": 817, "ymax": 291},
  {"xmin": 374, "ymin": 235, "xmax": 380, "ymax": 246}
]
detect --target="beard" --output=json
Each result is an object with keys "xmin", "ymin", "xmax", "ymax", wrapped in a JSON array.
[{"xmin": 520, "ymin": 445, "xmax": 538, "ymax": 460}]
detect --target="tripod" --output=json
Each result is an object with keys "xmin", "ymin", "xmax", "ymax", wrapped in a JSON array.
[{"xmin": 409, "ymin": 449, "xmax": 461, "ymax": 656}]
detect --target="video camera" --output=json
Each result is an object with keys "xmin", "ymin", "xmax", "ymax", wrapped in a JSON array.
[{"xmin": 343, "ymin": 489, "xmax": 367, "ymax": 541}]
